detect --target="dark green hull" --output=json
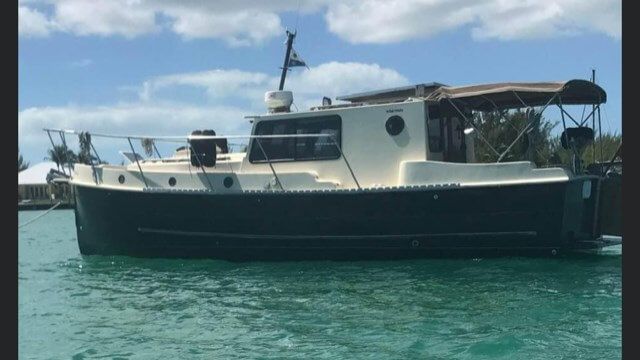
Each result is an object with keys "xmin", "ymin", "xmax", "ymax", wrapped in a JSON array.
[
  {"xmin": 599, "ymin": 175, "xmax": 622, "ymax": 236},
  {"xmin": 73, "ymin": 177, "xmax": 602, "ymax": 260}
]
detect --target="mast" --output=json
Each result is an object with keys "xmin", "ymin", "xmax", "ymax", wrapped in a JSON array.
[{"xmin": 278, "ymin": 30, "xmax": 296, "ymax": 91}]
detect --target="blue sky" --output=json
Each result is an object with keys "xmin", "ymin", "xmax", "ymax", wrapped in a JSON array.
[{"xmin": 19, "ymin": 0, "xmax": 621, "ymax": 164}]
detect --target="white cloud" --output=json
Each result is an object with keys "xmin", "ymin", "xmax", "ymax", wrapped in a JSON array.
[
  {"xmin": 18, "ymin": 102, "xmax": 252, "ymax": 162},
  {"xmin": 137, "ymin": 62, "xmax": 409, "ymax": 108},
  {"xmin": 325, "ymin": 0, "xmax": 477, "ymax": 44},
  {"xmin": 18, "ymin": 0, "xmax": 304, "ymax": 45},
  {"xmin": 326, "ymin": 0, "xmax": 621, "ymax": 44},
  {"xmin": 470, "ymin": 0, "xmax": 622, "ymax": 41},
  {"xmin": 18, "ymin": 0, "xmax": 620, "ymax": 44},
  {"xmin": 286, "ymin": 62, "xmax": 408, "ymax": 97},
  {"xmin": 18, "ymin": 5, "xmax": 56, "ymax": 37},
  {"xmin": 19, "ymin": 61, "xmax": 409, "ymax": 161},
  {"xmin": 164, "ymin": 8, "xmax": 283, "ymax": 46},
  {"xmin": 53, "ymin": 0, "xmax": 158, "ymax": 38},
  {"xmin": 140, "ymin": 70, "xmax": 270, "ymax": 101},
  {"xmin": 19, "ymin": 102, "xmax": 250, "ymax": 141}
]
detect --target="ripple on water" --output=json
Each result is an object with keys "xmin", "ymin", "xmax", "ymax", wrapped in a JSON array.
[{"xmin": 18, "ymin": 210, "xmax": 621, "ymax": 359}]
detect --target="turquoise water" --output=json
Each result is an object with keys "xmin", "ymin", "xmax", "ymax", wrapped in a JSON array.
[{"xmin": 19, "ymin": 210, "xmax": 621, "ymax": 359}]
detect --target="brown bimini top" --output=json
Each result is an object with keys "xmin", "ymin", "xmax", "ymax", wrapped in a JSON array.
[{"xmin": 425, "ymin": 79, "xmax": 606, "ymax": 111}]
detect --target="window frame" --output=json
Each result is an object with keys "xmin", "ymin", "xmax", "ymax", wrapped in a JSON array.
[{"xmin": 249, "ymin": 115, "xmax": 343, "ymax": 164}]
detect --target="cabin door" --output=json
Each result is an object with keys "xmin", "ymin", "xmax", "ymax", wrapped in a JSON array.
[
  {"xmin": 426, "ymin": 105, "xmax": 467, "ymax": 163},
  {"xmin": 443, "ymin": 116, "xmax": 466, "ymax": 163}
]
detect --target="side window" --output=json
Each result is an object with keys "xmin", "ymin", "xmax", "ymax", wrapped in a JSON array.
[
  {"xmin": 249, "ymin": 115, "xmax": 341, "ymax": 163},
  {"xmin": 250, "ymin": 120, "xmax": 295, "ymax": 162},
  {"xmin": 295, "ymin": 117, "xmax": 340, "ymax": 160},
  {"xmin": 427, "ymin": 105, "xmax": 443, "ymax": 152}
]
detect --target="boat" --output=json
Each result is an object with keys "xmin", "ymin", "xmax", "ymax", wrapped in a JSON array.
[
  {"xmin": 44, "ymin": 31, "xmax": 620, "ymax": 260},
  {"xmin": 587, "ymin": 143, "xmax": 622, "ymax": 238}
]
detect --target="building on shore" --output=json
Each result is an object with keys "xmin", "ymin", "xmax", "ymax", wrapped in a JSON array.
[{"xmin": 18, "ymin": 162, "xmax": 74, "ymax": 210}]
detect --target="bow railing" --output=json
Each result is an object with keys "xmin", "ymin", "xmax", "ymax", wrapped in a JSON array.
[{"xmin": 42, "ymin": 128, "xmax": 361, "ymax": 191}]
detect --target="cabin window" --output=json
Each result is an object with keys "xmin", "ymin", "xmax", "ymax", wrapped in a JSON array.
[
  {"xmin": 249, "ymin": 115, "xmax": 341, "ymax": 163},
  {"xmin": 427, "ymin": 105, "xmax": 443, "ymax": 152}
]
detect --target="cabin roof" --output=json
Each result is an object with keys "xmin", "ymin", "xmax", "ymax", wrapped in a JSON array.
[
  {"xmin": 336, "ymin": 83, "xmax": 447, "ymax": 103},
  {"xmin": 333, "ymin": 79, "xmax": 606, "ymax": 112}
]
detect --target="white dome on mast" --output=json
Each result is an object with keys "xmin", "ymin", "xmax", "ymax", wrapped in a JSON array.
[{"xmin": 264, "ymin": 90, "xmax": 293, "ymax": 113}]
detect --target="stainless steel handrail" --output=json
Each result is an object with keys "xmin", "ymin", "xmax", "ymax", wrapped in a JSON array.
[
  {"xmin": 42, "ymin": 129, "xmax": 362, "ymax": 191},
  {"xmin": 127, "ymin": 137, "xmax": 149, "ymax": 188},
  {"xmin": 42, "ymin": 128, "xmax": 335, "ymax": 142},
  {"xmin": 254, "ymin": 138, "xmax": 284, "ymax": 191}
]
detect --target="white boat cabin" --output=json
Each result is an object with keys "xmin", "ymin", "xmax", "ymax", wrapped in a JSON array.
[{"xmin": 69, "ymin": 81, "xmax": 605, "ymax": 193}]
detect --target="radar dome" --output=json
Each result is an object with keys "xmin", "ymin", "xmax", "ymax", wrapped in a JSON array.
[{"xmin": 264, "ymin": 91, "xmax": 293, "ymax": 113}]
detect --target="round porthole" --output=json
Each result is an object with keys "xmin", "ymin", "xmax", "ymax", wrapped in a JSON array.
[
  {"xmin": 223, "ymin": 177, "xmax": 234, "ymax": 188},
  {"xmin": 168, "ymin": 177, "xmax": 177, "ymax": 187},
  {"xmin": 386, "ymin": 115, "xmax": 405, "ymax": 136},
  {"xmin": 118, "ymin": 175, "xmax": 125, "ymax": 184}
]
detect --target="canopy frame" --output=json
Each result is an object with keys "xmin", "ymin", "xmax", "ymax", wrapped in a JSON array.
[{"xmin": 434, "ymin": 80, "xmax": 606, "ymax": 173}]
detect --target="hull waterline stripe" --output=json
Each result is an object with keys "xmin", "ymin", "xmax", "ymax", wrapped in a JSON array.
[{"xmin": 137, "ymin": 227, "xmax": 537, "ymax": 240}]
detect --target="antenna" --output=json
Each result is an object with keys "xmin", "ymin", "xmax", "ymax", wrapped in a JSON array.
[
  {"xmin": 294, "ymin": 0, "xmax": 301, "ymax": 32},
  {"xmin": 278, "ymin": 30, "xmax": 296, "ymax": 91}
]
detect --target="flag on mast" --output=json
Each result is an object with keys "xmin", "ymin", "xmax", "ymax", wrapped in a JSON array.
[{"xmin": 288, "ymin": 48, "xmax": 308, "ymax": 68}]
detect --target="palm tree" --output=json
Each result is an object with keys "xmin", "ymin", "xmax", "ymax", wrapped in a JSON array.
[
  {"xmin": 77, "ymin": 132, "xmax": 94, "ymax": 165},
  {"xmin": 548, "ymin": 132, "xmax": 622, "ymax": 166},
  {"xmin": 45, "ymin": 145, "xmax": 76, "ymax": 173},
  {"xmin": 473, "ymin": 110, "xmax": 557, "ymax": 166},
  {"xmin": 18, "ymin": 148, "xmax": 29, "ymax": 172},
  {"xmin": 76, "ymin": 151, "xmax": 98, "ymax": 165},
  {"xmin": 141, "ymin": 138, "xmax": 155, "ymax": 158},
  {"xmin": 472, "ymin": 110, "xmax": 622, "ymax": 168}
]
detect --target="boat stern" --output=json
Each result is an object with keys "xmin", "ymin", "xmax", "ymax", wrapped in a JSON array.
[{"xmin": 562, "ymin": 176, "xmax": 606, "ymax": 251}]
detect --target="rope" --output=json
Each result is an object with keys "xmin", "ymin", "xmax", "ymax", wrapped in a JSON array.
[{"xmin": 18, "ymin": 202, "xmax": 63, "ymax": 229}]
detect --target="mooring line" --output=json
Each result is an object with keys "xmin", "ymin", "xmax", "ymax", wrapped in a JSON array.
[{"xmin": 18, "ymin": 202, "xmax": 63, "ymax": 229}]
